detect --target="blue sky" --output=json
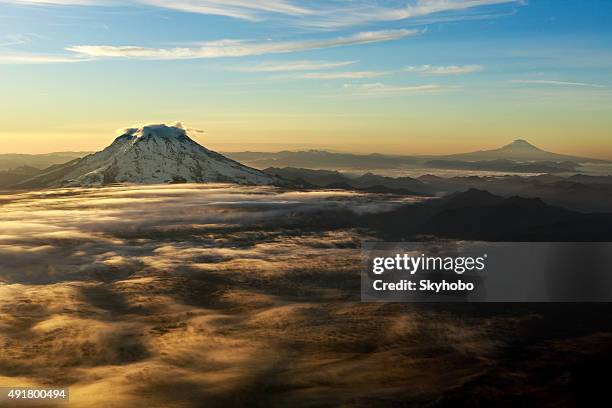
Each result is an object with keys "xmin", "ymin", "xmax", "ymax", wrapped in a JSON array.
[{"xmin": 0, "ymin": 1, "xmax": 611, "ymax": 157}]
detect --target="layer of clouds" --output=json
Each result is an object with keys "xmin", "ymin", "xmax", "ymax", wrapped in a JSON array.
[
  {"xmin": 0, "ymin": 184, "xmax": 413, "ymax": 284},
  {"xmin": 0, "ymin": 184, "xmax": 610, "ymax": 406}
]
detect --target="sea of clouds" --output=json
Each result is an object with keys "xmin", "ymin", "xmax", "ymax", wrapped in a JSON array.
[{"xmin": 0, "ymin": 184, "xmax": 605, "ymax": 407}]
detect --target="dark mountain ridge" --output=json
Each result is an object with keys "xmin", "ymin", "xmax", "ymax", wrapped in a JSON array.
[
  {"xmin": 264, "ymin": 167, "xmax": 433, "ymax": 195},
  {"xmin": 361, "ymin": 189, "xmax": 612, "ymax": 241}
]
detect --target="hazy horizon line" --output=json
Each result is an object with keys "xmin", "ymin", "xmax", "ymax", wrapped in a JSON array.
[{"xmin": 1, "ymin": 140, "xmax": 611, "ymax": 161}]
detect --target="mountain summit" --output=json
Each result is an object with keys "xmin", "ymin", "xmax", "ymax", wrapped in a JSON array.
[
  {"xmin": 446, "ymin": 138, "xmax": 605, "ymax": 163},
  {"xmin": 503, "ymin": 139, "xmax": 540, "ymax": 149},
  {"xmin": 18, "ymin": 124, "xmax": 276, "ymax": 188}
]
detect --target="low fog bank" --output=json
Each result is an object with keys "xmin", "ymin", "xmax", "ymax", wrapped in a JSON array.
[{"xmin": 1, "ymin": 184, "xmax": 611, "ymax": 407}]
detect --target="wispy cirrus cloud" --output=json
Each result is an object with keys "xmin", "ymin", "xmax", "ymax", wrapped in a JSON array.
[
  {"xmin": 6, "ymin": 0, "xmax": 100, "ymax": 3},
  {"xmin": 0, "ymin": 34, "xmax": 39, "ymax": 47},
  {"xmin": 233, "ymin": 60, "xmax": 358, "ymax": 72},
  {"xmin": 142, "ymin": 0, "xmax": 312, "ymax": 21},
  {"xmin": 293, "ymin": 71, "xmax": 388, "ymax": 80},
  {"xmin": 0, "ymin": 53, "xmax": 91, "ymax": 64},
  {"xmin": 342, "ymin": 82, "xmax": 460, "ymax": 97},
  {"xmin": 4, "ymin": 0, "xmax": 525, "ymax": 27},
  {"xmin": 0, "ymin": 1, "xmax": 520, "ymax": 66},
  {"xmin": 404, "ymin": 64, "xmax": 483, "ymax": 75},
  {"xmin": 1, "ymin": 0, "xmax": 303, "ymax": 19},
  {"xmin": 66, "ymin": 29, "xmax": 420, "ymax": 60},
  {"xmin": 510, "ymin": 79, "xmax": 605, "ymax": 88},
  {"xmin": 278, "ymin": 63, "xmax": 484, "ymax": 81},
  {"xmin": 297, "ymin": 0, "xmax": 524, "ymax": 29},
  {"xmin": 3, "ymin": 0, "xmax": 310, "ymax": 21}
]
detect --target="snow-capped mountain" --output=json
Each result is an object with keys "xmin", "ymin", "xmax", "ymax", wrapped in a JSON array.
[
  {"xmin": 18, "ymin": 124, "xmax": 277, "ymax": 188},
  {"xmin": 445, "ymin": 139, "xmax": 606, "ymax": 163}
]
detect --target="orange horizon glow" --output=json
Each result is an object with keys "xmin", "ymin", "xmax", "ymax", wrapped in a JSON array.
[{"xmin": 1, "ymin": 126, "xmax": 611, "ymax": 161}]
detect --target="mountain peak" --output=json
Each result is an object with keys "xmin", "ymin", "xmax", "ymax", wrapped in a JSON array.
[
  {"xmin": 18, "ymin": 122, "xmax": 277, "ymax": 188},
  {"xmin": 120, "ymin": 124, "xmax": 191, "ymax": 142},
  {"xmin": 503, "ymin": 139, "xmax": 540, "ymax": 150},
  {"xmin": 440, "ymin": 188, "xmax": 503, "ymax": 209},
  {"xmin": 446, "ymin": 138, "xmax": 605, "ymax": 163}
]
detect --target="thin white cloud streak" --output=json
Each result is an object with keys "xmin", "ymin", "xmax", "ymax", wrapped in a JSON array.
[
  {"xmin": 233, "ymin": 60, "xmax": 358, "ymax": 72},
  {"xmin": 0, "ymin": 34, "xmax": 36, "ymax": 47},
  {"xmin": 66, "ymin": 29, "xmax": 420, "ymax": 60},
  {"xmin": 284, "ymin": 64, "xmax": 484, "ymax": 81},
  {"xmin": 3, "ymin": 0, "xmax": 311, "ymax": 21},
  {"xmin": 295, "ymin": 71, "xmax": 388, "ymax": 80},
  {"xmin": 405, "ymin": 64, "xmax": 483, "ymax": 75},
  {"xmin": 141, "ymin": 0, "xmax": 312, "ymax": 21},
  {"xmin": 143, "ymin": 0, "xmax": 522, "ymax": 26},
  {"xmin": 294, "ymin": 0, "xmax": 524, "ymax": 29},
  {"xmin": 5, "ymin": 0, "xmax": 104, "ymax": 4},
  {"xmin": 341, "ymin": 82, "xmax": 460, "ymax": 96},
  {"xmin": 0, "ymin": 53, "xmax": 91, "ymax": 64},
  {"xmin": 510, "ymin": 79, "xmax": 605, "ymax": 88},
  {"xmin": 372, "ymin": 0, "xmax": 521, "ymax": 20}
]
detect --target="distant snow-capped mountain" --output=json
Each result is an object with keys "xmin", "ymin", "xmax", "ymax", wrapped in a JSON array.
[
  {"xmin": 18, "ymin": 124, "xmax": 277, "ymax": 188},
  {"xmin": 444, "ymin": 139, "xmax": 606, "ymax": 163}
]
